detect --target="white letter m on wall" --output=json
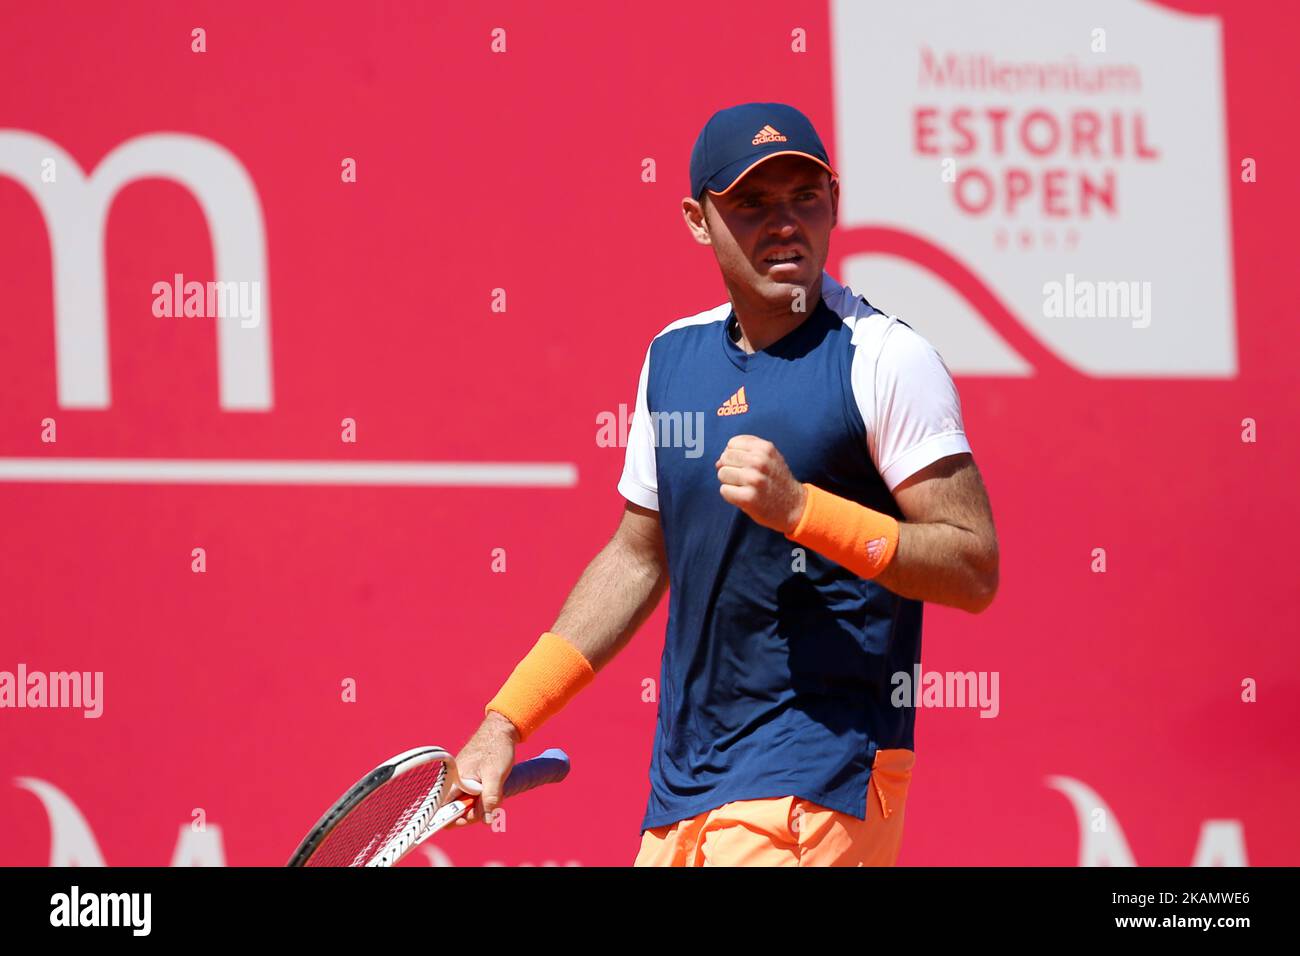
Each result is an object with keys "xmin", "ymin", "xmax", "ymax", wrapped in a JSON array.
[{"xmin": 0, "ymin": 131, "xmax": 272, "ymax": 410}]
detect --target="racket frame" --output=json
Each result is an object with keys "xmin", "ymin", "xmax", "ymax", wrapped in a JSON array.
[
  {"xmin": 286, "ymin": 746, "xmax": 453, "ymax": 868},
  {"xmin": 288, "ymin": 745, "xmax": 570, "ymax": 867}
]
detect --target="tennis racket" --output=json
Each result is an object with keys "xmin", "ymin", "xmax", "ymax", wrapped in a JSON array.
[{"xmin": 287, "ymin": 745, "xmax": 570, "ymax": 867}]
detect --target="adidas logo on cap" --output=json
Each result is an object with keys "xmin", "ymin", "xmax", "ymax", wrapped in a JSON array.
[{"xmin": 751, "ymin": 124, "xmax": 788, "ymax": 145}]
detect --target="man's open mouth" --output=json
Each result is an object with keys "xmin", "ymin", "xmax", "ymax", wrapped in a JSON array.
[{"xmin": 763, "ymin": 251, "xmax": 804, "ymax": 265}]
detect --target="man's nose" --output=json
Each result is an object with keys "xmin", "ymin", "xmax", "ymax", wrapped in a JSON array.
[{"xmin": 765, "ymin": 206, "xmax": 800, "ymax": 235}]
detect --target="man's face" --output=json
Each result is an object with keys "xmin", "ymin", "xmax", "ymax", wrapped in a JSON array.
[{"xmin": 689, "ymin": 154, "xmax": 839, "ymax": 311}]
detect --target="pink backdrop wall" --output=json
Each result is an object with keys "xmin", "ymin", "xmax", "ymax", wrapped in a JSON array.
[{"xmin": 1, "ymin": 0, "xmax": 1296, "ymax": 866}]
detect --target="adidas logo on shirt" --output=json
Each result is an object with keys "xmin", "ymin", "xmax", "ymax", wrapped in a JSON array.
[{"xmin": 717, "ymin": 387, "xmax": 750, "ymax": 416}]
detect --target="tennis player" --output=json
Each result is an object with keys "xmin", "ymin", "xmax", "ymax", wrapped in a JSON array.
[{"xmin": 450, "ymin": 102, "xmax": 999, "ymax": 866}]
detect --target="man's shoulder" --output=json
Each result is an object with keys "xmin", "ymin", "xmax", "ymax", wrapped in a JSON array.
[
  {"xmin": 649, "ymin": 301, "xmax": 731, "ymax": 343},
  {"xmin": 820, "ymin": 274, "xmax": 951, "ymax": 382},
  {"xmin": 819, "ymin": 272, "xmax": 903, "ymax": 355},
  {"xmin": 638, "ymin": 302, "xmax": 731, "ymax": 372}
]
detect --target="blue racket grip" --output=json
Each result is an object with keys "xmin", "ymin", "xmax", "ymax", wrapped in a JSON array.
[{"xmin": 501, "ymin": 748, "xmax": 570, "ymax": 799}]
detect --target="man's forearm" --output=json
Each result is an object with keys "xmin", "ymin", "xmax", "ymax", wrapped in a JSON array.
[
  {"xmin": 481, "ymin": 509, "xmax": 667, "ymax": 743},
  {"xmin": 873, "ymin": 521, "xmax": 998, "ymax": 613},
  {"xmin": 549, "ymin": 536, "xmax": 668, "ymax": 671}
]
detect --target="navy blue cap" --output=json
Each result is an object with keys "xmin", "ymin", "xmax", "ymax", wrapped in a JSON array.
[{"xmin": 689, "ymin": 102, "xmax": 837, "ymax": 201}]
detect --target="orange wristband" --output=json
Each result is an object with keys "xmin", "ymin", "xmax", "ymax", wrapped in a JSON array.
[
  {"xmin": 785, "ymin": 482, "xmax": 900, "ymax": 579},
  {"xmin": 485, "ymin": 632, "xmax": 595, "ymax": 743}
]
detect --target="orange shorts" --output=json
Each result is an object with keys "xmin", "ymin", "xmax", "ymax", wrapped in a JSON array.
[{"xmin": 633, "ymin": 748, "xmax": 915, "ymax": 867}]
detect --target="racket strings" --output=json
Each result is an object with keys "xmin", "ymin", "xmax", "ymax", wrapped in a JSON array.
[{"xmin": 305, "ymin": 760, "xmax": 448, "ymax": 867}]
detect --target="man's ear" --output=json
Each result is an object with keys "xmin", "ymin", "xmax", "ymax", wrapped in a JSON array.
[
  {"xmin": 830, "ymin": 177, "xmax": 840, "ymax": 228},
  {"xmin": 683, "ymin": 197, "xmax": 712, "ymax": 245}
]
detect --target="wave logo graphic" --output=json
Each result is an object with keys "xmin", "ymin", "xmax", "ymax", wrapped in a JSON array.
[
  {"xmin": 1048, "ymin": 776, "xmax": 1248, "ymax": 866},
  {"xmin": 828, "ymin": 0, "xmax": 1236, "ymax": 378}
]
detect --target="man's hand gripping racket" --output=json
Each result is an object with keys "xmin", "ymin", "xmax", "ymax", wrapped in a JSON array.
[{"xmin": 287, "ymin": 744, "xmax": 569, "ymax": 867}]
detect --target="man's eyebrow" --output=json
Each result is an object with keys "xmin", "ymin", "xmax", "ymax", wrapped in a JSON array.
[{"xmin": 732, "ymin": 179, "xmax": 827, "ymax": 199}]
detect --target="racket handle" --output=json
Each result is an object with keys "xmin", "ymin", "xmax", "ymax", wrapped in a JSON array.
[{"xmin": 502, "ymin": 748, "xmax": 570, "ymax": 798}]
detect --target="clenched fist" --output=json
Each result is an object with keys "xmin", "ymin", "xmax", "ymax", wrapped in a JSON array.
[{"xmin": 715, "ymin": 435, "xmax": 807, "ymax": 533}]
